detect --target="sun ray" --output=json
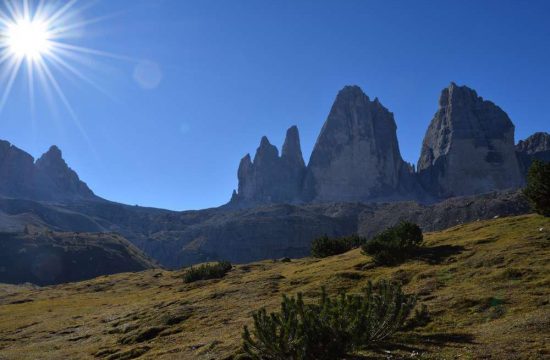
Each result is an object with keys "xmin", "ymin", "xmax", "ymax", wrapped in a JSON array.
[
  {"xmin": 0, "ymin": 56, "xmax": 23, "ymax": 111},
  {"xmin": 0, "ymin": 0, "xmax": 127, "ymax": 130}
]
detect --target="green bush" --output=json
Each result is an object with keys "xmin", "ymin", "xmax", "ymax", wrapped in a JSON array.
[
  {"xmin": 310, "ymin": 234, "xmax": 364, "ymax": 258},
  {"xmin": 523, "ymin": 160, "xmax": 550, "ymax": 217},
  {"xmin": 239, "ymin": 280, "xmax": 420, "ymax": 360},
  {"xmin": 183, "ymin": 261, "xmax": 232, "ymax": 283},
  {"xmin": 362, "ymin": 221, "xmax": 423, "ymax": 265}
]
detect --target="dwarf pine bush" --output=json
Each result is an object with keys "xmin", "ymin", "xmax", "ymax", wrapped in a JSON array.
[
  {"xmin": 239, "ymin": 280, "xmax": 420, "ymax": 360},
  {"xmin": 362, "ymin": 221, "xmax": 423, "ymax": 265},
  {"xmin": 310, "ymin": 234, "xmax": 364, "ymax": 258},
  {"xmin": 183, "ymin": 261, "xmax": 232, "ymax": 283}
]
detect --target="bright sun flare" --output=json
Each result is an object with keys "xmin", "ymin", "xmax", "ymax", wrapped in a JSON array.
[
  {"xmin": 0, "ymin": 0, "xmax": 122, "ymax": 135},
  {"xmin": 6, "ymin": 18, "xmax": 52, "ymax": 60}
]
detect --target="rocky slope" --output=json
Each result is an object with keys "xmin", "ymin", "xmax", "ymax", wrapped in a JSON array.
[
  {"xmin": 0, "ymin": 190, "xmax": 530, "ymax": 268},
  {"xmin": 1, "ymin": 215, "xmax": 548, "ymax": 359},
  {"xmin": 0, "ymin": 230, "xmax": 156, "ymax": 285}
]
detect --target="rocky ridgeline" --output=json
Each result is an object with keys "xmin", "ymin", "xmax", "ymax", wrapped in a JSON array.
[
  {"xmin": 0, "ymin": 143, "xmax": 96, "ymax": 202},
  {"xmin": 230, "ymin": 83, "xmax": 550, "ymax": 207}
]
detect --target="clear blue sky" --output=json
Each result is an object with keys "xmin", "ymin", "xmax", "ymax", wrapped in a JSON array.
[{"xmin": 1, "ymin": 0, "xmax": 549, "ymax": 210}]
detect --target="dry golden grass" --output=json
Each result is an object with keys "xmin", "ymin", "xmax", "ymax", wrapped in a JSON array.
[{"xmin": 0, "ymin": 214, "xmax": 548, "ymax": 359}]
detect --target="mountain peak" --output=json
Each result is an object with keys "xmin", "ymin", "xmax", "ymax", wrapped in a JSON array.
[
  {"xmin": 281, "ymin": 125, "xmax": 305, "ymax": 167},
  {"xmin": 254, "ymin": 136, "xmax": 278, "ymax": 165}
]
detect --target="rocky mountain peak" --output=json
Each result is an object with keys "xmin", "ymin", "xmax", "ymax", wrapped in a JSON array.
[
  {"xmin": 516, "ymin": 132, "xmax": 550, "ymax": 173},
  {"xmin": 232, "ymin": 128, "xmax": 306, "ymax": 205},
  {"xmin": 35, "ymin": 145, "xmax": 66, "ymax": 170},
  {"xmin": 417, "ymin": 83, "xmax": 523, "ymax": 197},
  {"xmin": 0, "ymin": 141, "xmax": 97, "ymax": 201},
  {"xmin": 304, "ymin": 85, "xmax": 411, "ymax": 202},
  {"xmin": 254, "ymin": 136, "xmax": 279, "ymax": 166},
  {"xmin": 516, "ymin": 132, "xmax": 550, "ymax": 155},
  {"xmin": 281, "ymin": 125, "xmax": 305, "ymax": 167}
]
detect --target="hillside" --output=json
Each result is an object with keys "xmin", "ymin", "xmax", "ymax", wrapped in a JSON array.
[
  {"xmin": 0, "ymin": 190, "xmax": 531, "ymax": 268},
  {"xmin": 0, "ymin": 214, "xmax": 548, "ymax": 359},
  {"xmin": 0, "ymin": 231, "xmax": 156, "ymax": 285}
]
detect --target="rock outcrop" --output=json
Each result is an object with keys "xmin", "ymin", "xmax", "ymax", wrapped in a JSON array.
[
  {"xmin": 417, "ymin": 83, "xmax": 524, "ymax": 197},
  {"xmin": 232, "ymin": 126, "xmax": 306, "ymax": 205},
  {"xmin": 0, "ymin": 140, "xmax": 35, "ymax": 198},
  {"xmin": 516, "ymin": 132, "xmax": 550, "ymax": 173},
  {"xmin": 34, "ymin": 146, "xmax": 95, "ymax": 201},
  {"xmin": 303, "ymin": 85, "xmax": 416, "ymax": 202},
  {"xmin": 0, "ymin": 141, "xmax": 97, "ymax": 201}
]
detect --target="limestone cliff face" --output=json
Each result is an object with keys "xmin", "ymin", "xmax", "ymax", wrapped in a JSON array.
[
  {"xmin": 35, "ymin": 146, "xmax": 96, "ymax": 200},
  {"xmin": 233, "ymin": 126, "xmax": 306, "ymax": 205},
  {"xmin": 516, "ymin": 132, "xmax": 550, "ymax": 173},
  {"xmin": 0, "ymin": 140, "xmax": 36, "ymax": 198},
  {"xmin": 303, "ymin": 85, "xmax": 414, "ymax": 202},
  {"xmin": 0, "ymin": 141, "xmax": 96, "ymax": 201},
  {"xmin": 417, "ymin": 83, "xmax": 524, "ymax": 197}
]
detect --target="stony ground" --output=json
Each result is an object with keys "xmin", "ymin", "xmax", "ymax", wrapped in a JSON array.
[{"xmin": 0, "ymin": 214, "xmax": 548, "ymax": 359}]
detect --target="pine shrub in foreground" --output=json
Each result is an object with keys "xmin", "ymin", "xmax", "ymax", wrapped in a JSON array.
[
  {"xmin": 182, "ymin": 261, "xmax": 232, "ymax": 283},
  {"xmin": 310, "ymin": 234, "xmax": 364, "ymax": 258},
  {"xmin": 362, "ymin": 221, "xmax": 423, "ymax": 265},
  {"xmin": 238, "ymin": 280, "xmax": 420, "ymax": 360}
]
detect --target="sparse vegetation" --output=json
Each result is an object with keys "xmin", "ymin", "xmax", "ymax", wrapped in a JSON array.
[
  {"xmin": 523, "ymin": 159, "xmax": 550, "ymax": 216},
  {"xmin": 362, "ymin": 221, "xmax": 423, "ymax": 265},
  {"xmin": 310, "ymin": 234, "xmax": 364, "ymax": 258},
  {"xmin": 239, "ymin": 280, "xmax": 419, "ymax": 359},
  {"xmin": 0, "ymin": 215, "xmax": 548, "ymax": 359},
  {"xmin": 183, "ymin": 261, "xmax": 232, "ymax": 283}
]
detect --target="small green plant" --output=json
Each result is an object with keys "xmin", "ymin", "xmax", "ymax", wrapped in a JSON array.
[
  {"xmin": 362, "ymin": 221, "xmax": 423, "ymax": 265},
  {"xmin": 183, "ymin": 261, "xmax": 232, "ymax": 283},
  {"xmin": 310, "ymin": 234, "xmax": 364, "ymax": 258},
  {"xmin": 239, "ymin": 280, "xmax": 421, "ymax": 360},
  {"xmin": 523, "ymin": 160, "xmax": 550, "ymax": 217}
]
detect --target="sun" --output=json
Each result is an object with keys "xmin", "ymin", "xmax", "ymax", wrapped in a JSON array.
[
  {"xmin": 0, "ymin": 0, "xmax": 125, "ymax": 128},
  {"xmin": 6, "ymin": 18, "xmax": 52, "ymax": 60}
]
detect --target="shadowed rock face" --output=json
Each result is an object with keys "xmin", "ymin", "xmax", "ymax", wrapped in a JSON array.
[
  {"xmin": 0, "ymin": 142, "xmax": 97, "ymax": 202},
  {"xmin": 233, "ymin": 126, "xmax": 306, "ymax": 205},
  {"xmin": 417, "ymin": 83, "xmax": 524, "ymax": 197},
  {"xmin": 0, "ymin": 141, "xmax": 35, "ymax": 198},
  {"xmin": 516, "ymin": 132, "xmax": 550, "ymax": 173},
  {"xmin": 304, "ymin": 85, "xmax": 414, "ymax": 202}
]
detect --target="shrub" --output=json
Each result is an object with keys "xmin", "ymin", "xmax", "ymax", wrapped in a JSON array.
[
  {"xmin": 362, "ymin": 221, "xmax": 423, "ymax": 265},
  {"xmin": 239, "ymin": 280, "xmax": 420, "ymax": 360},
  {"xmin": 523, "ymin": 160, "xmax": 550, "ymax": 217},
  {"xmin": 310, "ymin": 234, "xmax": 364, "ymax": 258},
  {"xmin": 183, "ymin": 261, "xmax": 232, "ymax": 283}
]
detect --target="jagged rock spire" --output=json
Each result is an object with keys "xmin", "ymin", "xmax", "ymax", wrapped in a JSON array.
[
  {"xmin": 417, "ymin": 83, "xmax": 524, "ymax": 197},
  {"xmin": 281, "ymin": 125, "xmax": 305, "ymax": 167},
  {"xmin": 232, "ymin": 126, "xmax": 306, "ymax": 205}
]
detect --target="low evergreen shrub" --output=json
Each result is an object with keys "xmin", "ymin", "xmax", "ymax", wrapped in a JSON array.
[
  {"xmin": 310, "ymin": 234, "xmax": 364, "ymax": 258},
  {"xmin": 362, "ymin": 221, "xmax": 423, "ymax": 265},
  {"xmin": 183, "ymin": 261, "xmax": 232, "ymax": 283},
  {"xmin": 238, "ymin": 280, "xmax": 421, "ymax": 360}
]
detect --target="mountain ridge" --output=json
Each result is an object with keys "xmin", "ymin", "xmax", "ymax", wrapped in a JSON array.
[{"xmin": 229, "ymin": 83, "xmax": 549, "ymax": 207}]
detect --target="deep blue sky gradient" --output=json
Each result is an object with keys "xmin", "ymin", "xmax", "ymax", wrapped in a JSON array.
[{"xmin": 2, "ymin": 0, "xmax": 549, "ymax": 210}]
